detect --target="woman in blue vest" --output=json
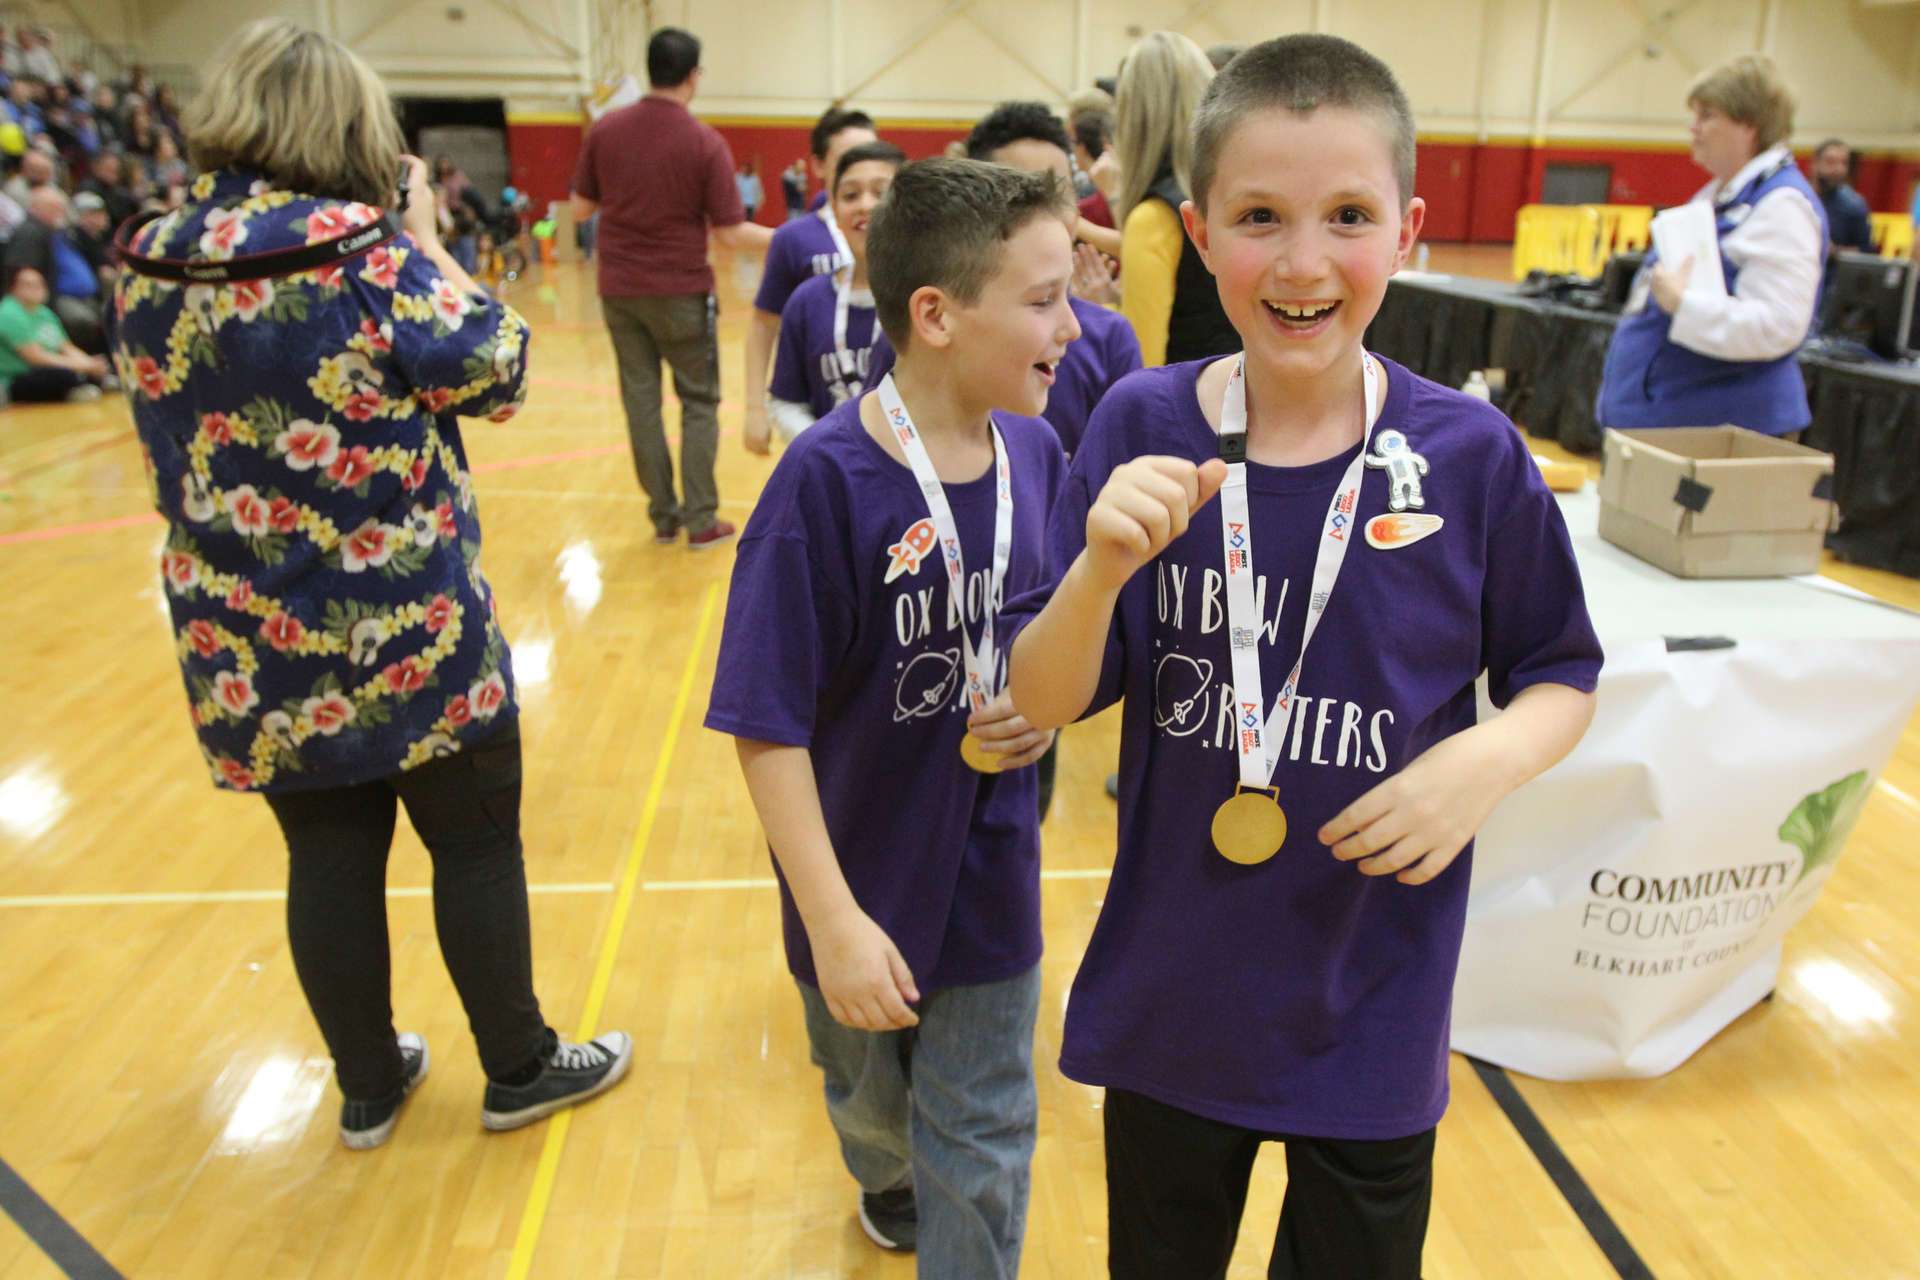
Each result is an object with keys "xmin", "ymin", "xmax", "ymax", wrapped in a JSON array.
[{"xmin": 1598, "ymin": 55, "xmax": 1828, "ymax": 438}]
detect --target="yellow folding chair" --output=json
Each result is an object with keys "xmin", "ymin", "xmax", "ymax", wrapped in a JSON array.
[
  {"xmin": 1512, "ymin": 205, "xmax": 1605, "ymax": 280},
  {"xmin": 1871, "ymin": 212, "xmax": 1913, "ymax": 259}
]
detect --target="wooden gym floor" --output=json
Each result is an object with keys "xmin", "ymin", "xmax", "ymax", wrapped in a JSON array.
[{"xmin": 2, "ymin": 243, "xmax": 1918, "ymax": 1279}]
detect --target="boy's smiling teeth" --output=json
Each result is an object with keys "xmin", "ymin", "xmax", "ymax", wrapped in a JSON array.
[{"xmin": 1266, "ymin": 301, "xmax": 1339, "ymax": 319}]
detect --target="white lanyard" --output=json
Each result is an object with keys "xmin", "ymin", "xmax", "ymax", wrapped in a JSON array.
[
  {"xmin": 822, "ymin": 207, "xmax": 858, "ymax": 382},
  {"xmin": 876, "ymin": 374, "xmax": 1013, "ymax": 712},
  {"xmin": 1218, "ymin": 353, "xmax": 1381, "ymax": 789}
]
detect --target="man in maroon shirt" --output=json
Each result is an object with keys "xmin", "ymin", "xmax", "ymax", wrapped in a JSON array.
[{"xmin": 571, "ymin": 27, "xmax": 772, "ymax": 548}]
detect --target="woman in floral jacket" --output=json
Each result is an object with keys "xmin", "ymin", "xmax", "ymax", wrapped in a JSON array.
[{"xmin": 112, "ymin": 18, "xmax": 631, "ymax": 1149}]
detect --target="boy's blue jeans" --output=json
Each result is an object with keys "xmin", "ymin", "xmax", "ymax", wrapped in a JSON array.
[{"xmin": 797, "ymin": 965, "xmax": 1041, "ymax": 1279}]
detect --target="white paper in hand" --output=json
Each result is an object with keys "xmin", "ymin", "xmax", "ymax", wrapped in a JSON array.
[{"xmin": 1650, "ymin": 201, "xmax": 1726, "ymax": 303}]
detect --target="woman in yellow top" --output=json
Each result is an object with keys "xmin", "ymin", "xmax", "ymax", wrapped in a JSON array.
[{"xmin": 1114, "ymin": 31, "xmax": 1239, "ymax": 367}]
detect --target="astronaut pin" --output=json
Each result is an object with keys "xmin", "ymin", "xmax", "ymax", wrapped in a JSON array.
[{"xmin": 1365, "ymin": 430, "xmax": 1429, "ymax": 512}]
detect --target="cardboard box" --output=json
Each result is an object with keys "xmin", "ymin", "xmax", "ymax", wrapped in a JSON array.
[
  {"xmin": 548, "ymin": 202, "xmax": 579, "ymax": 264},
  {"xmin": 1597, "ymin": 427, "xmax": 1836, "ymax": 578}
]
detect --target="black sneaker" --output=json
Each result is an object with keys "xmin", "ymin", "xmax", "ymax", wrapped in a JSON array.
[
  {"xmin": 340, "ymin": 1032, "xmax": 429, "ymax": 1150},
  {"xmin": 480, "ymin": 1030, "xmax": 633, "ymax": 1131},
  {"xmin": 857, "ymin": 1186, "xmax": 917, "ymax": 1253}
]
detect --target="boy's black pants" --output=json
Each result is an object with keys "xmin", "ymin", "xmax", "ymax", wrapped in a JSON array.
[{"xmin": 1104, "ymin": 1087, "xmax": 1434, "ymax": 1280}]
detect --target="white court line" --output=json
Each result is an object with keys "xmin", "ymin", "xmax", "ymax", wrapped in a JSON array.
[
  {"xmin": 642, "ymin": 877, "xmax": 777, "ymax": 892},
  {"xmin": 641, "ymin": 868, "xmax": 1112, "ymax": 893},
  {"xmin": 1876, "ymin": 778, "xmax": 1920, "ymax": 816},
  {"xmin": 0, "ymin": 882, "xmax": 614, "ymax": 909}
]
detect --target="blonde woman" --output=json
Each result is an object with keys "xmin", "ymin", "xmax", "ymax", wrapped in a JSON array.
[
  {"xmin": 112, "ymin": 18, "xmax": 632, "ymax": 1151},
  {"xmin": 1113, "ymin": 30, "xmax": 1238, "ymax": 366},
  {"xmin": 1598, "ymin": 54, "xmax": 1826, "ymax": 436}
]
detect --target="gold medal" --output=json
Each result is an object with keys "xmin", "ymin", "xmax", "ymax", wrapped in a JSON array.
[
  {"xmin": 960, "ymin": 732, "xmax": 1007, "ymax": 774},
  {"xmin": 1211, "ymin": 785, "xmax": 1287, "ymax": 865}
]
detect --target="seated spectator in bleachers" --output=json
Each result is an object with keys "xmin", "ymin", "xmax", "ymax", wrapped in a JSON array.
[
  {"xmin": 0, "ymin": 266, "xmax": 109, "ymax": 403},
  {"xmin": 124, "ymin": 154, "xmax": 154, "ymax": 207},
  {"xmin": 148, "ymin": 130, "xmax": 187, "ymax": 189},
  {"xmin": 121, "ymin": 101, "xmax": 159, "ymax": 158},
  {"xmin": 70, "ymin": 191, "xmax": 114, "ymax": 288},
  {"xmin": 152, "ymin": 83, "xmax": 182, "ymax": 138},
  {"xmin": 42, "ymin": 96, "xmax": 85, "ymax": 163},
  {"xmin": 1812, "ymin": 139, "xmax": 1873, "ymax": 254},
  {"xmin": 2, "ymin": 146, "xmax": 53, "ymax": 207},
  {"xmin": 89, "ymin": 85, "xmax": 120, "ymax": 149},
  {"xmin": 60, "ymin": 89, "xmax": 102, "ymax": 159},
  {"xmin": 79, "ymin": 150, "xmax": 137, "ymax": 228},
  {"xmin": 0, "ymin": 185, "xmax": 23, "ymax": 242},
  {"xmin": 5, "ymin": 77, "xmax": 46, "ymax": 142},
  {"xmin": 2, "ymin": 186, "xmax": 104, "ymax": 352},
  {"xmin": 116, "ymin": 64, "xmax": 153, "ymax": 105},
  {"xmin": 17, "ymin": 28, "xmax": 61, "ymax": 85}
]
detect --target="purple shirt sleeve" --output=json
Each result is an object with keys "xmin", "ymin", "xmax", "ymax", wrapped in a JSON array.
[
  {"xmin": 1107, "ymin": 312, "xmax": 1144, "ymax": 378},
  {"xmin": 768, "ymin": 288, "xmax": 813, "ymax": 406},
  {"xmin": 754, "ymin": 226, "xmax": 808, "ymax": 316},
  {"xmin": 1477, "ymin": 423, "xmax": 1604, "ymax": 705},
  {"xmin": 706, "ymin": 522, "xmax": 857, "ymax": 746},
  {"xmin": 1001, "ymin": 397, "xmax": 1129, "ymax": 719}
]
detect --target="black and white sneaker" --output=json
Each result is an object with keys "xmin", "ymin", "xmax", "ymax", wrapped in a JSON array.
[
  {"xmin": 858, "ymin": 1186, "xmax": 917, "ymax": 1253},
  {"xmin": 340, "ymin": 1032, "xmax": 429, "ymax": 1150},
  {"xmin": 480, "ymin": 1030, "xmax": 633, "ymax": 1132}
]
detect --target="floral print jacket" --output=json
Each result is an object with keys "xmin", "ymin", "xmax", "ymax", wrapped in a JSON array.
[{"xmin": 112, "ymin": 168, "xmax": 530, "ymax": 793}]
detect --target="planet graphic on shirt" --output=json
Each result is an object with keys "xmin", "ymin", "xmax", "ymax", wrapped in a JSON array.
[
  {"xmin": 893, "ymin": 647, "xmax": 963, "ymax": 722},
  {"xmin": 1153, "ymin": 653, "xmax": 1214, "ymax": 737}
]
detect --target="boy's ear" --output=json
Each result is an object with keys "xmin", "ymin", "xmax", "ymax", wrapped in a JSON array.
[
  {"xmin": 1394, "ymin": 197, "xmax": 1427, "ymax": 273},
  {"xmin": 907, "ymin": 284, "xmax": 955, "ymax": 351},
  {"xmin": 1179, "ymin": 198, "xmax": 1212, "ymax": 272}
]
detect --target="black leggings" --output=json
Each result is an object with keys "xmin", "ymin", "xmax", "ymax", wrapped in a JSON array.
[
  {"xmin": 1104, "ymin": 1087, "xmax": 1435, "ymax": 1280},
  {"xmin": 264, "ymin": 724, "xmax": 548, "ymax": 1100},
  {"xmin": 7, "ymin": 367, "xmax": 88, "ymax": 403}
]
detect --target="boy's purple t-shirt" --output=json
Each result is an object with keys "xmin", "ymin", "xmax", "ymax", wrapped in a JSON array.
[
  {"xmin": 753, "ymin": 211, "xmax": 843, "ymax": 317},
  {"xmin": 1048, "ymin": 296, "xmax": 1144, "ymax": 455},
  {"xmin": 769, "ymin": 274, "xmax": 882, "ymax": 419},
  {"xmin": 1002, "ymin": 356, "xmax": 1603, "ymax": 1139},
  {"xmin": 706, "ymin": 398, "xmax": 1068, "ymax": 992}
]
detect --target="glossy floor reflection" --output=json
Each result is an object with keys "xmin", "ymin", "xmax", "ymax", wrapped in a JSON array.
[{"xmin": 0, "ymin": 245, "xmax": 1916, "ymax": 1278}]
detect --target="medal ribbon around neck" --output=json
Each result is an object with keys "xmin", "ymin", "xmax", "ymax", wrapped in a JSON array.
[
  {"xmin": 823, "ymin": 206, "xmax": 860, "ymax": 387},
  {"xmin": 875, "ymin": 374, "xmax": 1013, "ymax": 769},
  {"xmin": 1212, "ymin": 352, "xmax": 1382, "ymax": 860}
]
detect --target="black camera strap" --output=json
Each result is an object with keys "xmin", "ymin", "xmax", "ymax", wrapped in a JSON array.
[{"xmin": 114, "ymin": 206, "xmax": 402, "ymax": 285}]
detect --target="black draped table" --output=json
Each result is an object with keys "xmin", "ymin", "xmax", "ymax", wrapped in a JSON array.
[{"xmin": 1367, "ymin": 273, "xmax": 1920, "ymax": 578}]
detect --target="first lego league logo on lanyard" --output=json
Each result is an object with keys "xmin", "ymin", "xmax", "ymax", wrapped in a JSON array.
[
  {"xmin": 876, "ymin": 374, "xmax": 1014, "ymax": 774},
  {"xmin": 1212, "ymin": 352, "xmax": 1392, "ymax": 864}
]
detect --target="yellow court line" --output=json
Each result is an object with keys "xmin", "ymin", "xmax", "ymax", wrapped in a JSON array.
[{"xmin": 505, "ymin": 580, "xmax": 720, "ymax": 1280}]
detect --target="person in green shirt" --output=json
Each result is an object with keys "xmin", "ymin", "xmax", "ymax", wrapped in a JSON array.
[{"xmin": 0, "ymin": 266, "xmax": 109, "ymax": 403}]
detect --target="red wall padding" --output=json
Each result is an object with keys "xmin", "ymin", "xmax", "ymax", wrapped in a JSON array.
[{"xmin": 508, "ymin": 117, "xmax": 1920, "ymax": 243}]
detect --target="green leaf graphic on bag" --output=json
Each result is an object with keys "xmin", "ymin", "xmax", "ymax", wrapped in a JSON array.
[{"xmin": 1778, "ymin": 771, "xmax": 1872, "ymax": 885}]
